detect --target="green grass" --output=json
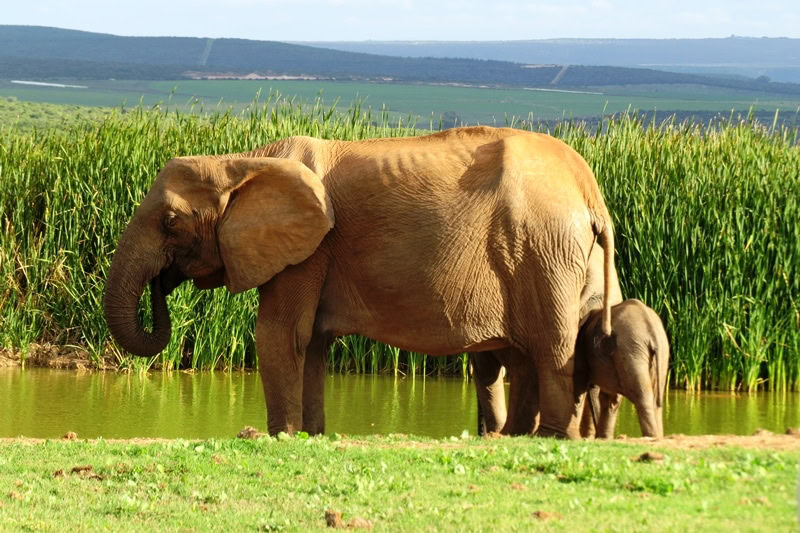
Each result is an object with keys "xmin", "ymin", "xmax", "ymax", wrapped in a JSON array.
[
  {"xmin": 0, "ymin": 96, "xmax": 111, "ymax": 133},
  {"xmin": 2, "ymin": 78, "xmax": 800, "ymax": 125},
  {"xmin": 0, "ymin": 93, "xmax": 799, "ymax": 390},
  {"xmin": 0, "ymin": 435, "xmax": 796, "ymax": 531}
]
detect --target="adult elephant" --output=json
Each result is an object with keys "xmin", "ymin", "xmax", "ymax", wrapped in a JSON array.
[{"xmin": 104, "ymin": 126, "xmax": 615, "ymax": 438}]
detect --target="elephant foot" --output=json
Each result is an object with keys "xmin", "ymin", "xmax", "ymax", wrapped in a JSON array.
[
  {"xmin": 302, "ymin": 420, "xmax": 325, "ymax": 436},
  {"xmin": 267, "ymin": 419, "xmax": 301, "ymax": 437},
  {"xmin": 534, "ymin": 424, "xmax": 580, "ymax": 440}
]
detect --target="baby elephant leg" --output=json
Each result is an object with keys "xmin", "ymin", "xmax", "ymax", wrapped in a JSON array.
[
  {"xmin": 580, "ymin": 385, "xmax": 599, "ymax": 438},
  {"xmin": 594, "ymin": 389, "xmax": 621, "ymax": 439},
  {"xmin": 580, "ymin": 385, "xmax": 622, "ymax": 439}
]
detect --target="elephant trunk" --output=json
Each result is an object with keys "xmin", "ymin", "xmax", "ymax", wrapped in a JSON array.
[{"xmin": 104, "ymin": 229, "xmax": 172, "ymax": 358}]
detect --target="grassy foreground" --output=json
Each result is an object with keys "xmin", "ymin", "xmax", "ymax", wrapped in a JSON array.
[{"xmin": 0, "ymin": 435, "xmax": 796, "ymax": 531}]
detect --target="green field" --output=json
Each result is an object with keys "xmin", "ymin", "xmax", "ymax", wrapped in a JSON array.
[
  {"xmin": 0, "ymin": 435, "xmax": 796, "ymax": 531},
  {"xmin": 2, "ymin": 79, "xmax": 799, "ymax": 126},
  {"xmin": 0, "ymin": 96, "xmax": 111, "ymax": 133}
]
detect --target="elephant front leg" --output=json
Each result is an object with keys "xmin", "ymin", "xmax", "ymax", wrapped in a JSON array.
[
  {"xmin": 256, "ymin": 259, "xmax": 327, "ymax": 436},
  {"xmin": 257, "ymin": 315, "xmax": 305, "ymax": 435}
]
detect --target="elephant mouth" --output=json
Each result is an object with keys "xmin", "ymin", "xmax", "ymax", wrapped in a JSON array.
[{"xmin": 157, "ymin": 262, "xmax": 188, "ymax": 297}]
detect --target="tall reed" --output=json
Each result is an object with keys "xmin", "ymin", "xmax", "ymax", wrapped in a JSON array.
[
  {"xmin": 1, "ymin": 95, "xmax": 797, "ymax": 389},
  {"xmin": 561, "ymin": 112, "xmax": 800, "ymax": 391}
]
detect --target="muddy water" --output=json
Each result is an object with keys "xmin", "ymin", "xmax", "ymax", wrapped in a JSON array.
[{"xmin": 1, "ymin": 368, "xmax": 799, "ymax": 439}]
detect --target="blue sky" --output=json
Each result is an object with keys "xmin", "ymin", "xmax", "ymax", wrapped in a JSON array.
[{"xmin": 5, "ymin": 1, "xmax": 799, "ymax": 41}]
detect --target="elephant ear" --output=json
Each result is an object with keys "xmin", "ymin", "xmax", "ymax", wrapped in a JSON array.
[{"xmin": 218, "ymin": 157, "xmax": 334, "ymax": 294}]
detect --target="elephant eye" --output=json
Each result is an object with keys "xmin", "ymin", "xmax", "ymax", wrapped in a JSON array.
[{"xmin": 163, "ymin": 213, "xmax": 179, "ymax": 229}]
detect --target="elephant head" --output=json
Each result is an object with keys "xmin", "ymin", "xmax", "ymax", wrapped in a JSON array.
[
  {"xmin": 578, "ymin": 299, "xmax": 669, "ymax": 438},
  {"xmin": 104, "ymin": 156, "xmax": 334, "ymax": 357}
]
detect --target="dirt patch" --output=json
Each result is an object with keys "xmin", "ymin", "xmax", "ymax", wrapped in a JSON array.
[
  {"xmin": 0, "ymin": 344, "xmax": 117, "ymax": 371},
  {"xmin": 622, "ymin": 431, "xmax": 800, "ymax": 451},
  {"xmin": 333, "ymin": 438, "xmax": 470, "ymax": 452},
  {"xmin": 0, "ymin": 349, "xmax": 19, "ymax": 368},
  {"xmin": 334, "ymin": 433, "xmax": 800, "ymax": 452},
  {"xmin": 237, "ymin": 426, "xmax": 266, "ymax": 440},
  {"xmin": 325, "ymin": 509, "xmax": 373, "ymax": 529},
  {"xmin": 634, "ymin": 451, "xmax": 665, "ymax": 462},
  {"xmin": 51, "ymin": 465, "xmax": 104, "ymax": 481},
  {"xmin": 1, "ymin": 432, "xmax": 799, "ymax": 451},
  {"xmin": 533, "ymin": 510, "xmax": 563, "ymax": 521}
]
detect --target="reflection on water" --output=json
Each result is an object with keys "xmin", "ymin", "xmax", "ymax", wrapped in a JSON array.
[
  {"xmin": 618, "ymin": 389, "xmax": 800, "ymax": 438},
  {"xmin": 1, "ymin": 368, "xmax": 799, "ymax": 439}
]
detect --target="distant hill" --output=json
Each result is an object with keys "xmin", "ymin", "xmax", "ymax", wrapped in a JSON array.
[
  {"xmin": 297, "ymin": 38, "xmax": 800, "ymax": 83},
  {"xmin": 3, "ymin": 26, "xmax": 800, "ymax": 95}
]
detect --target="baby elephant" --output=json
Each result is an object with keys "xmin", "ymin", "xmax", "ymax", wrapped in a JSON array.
[{"xmin": 578, "ymin": 299, "xmax": 669, "ymax": 438}]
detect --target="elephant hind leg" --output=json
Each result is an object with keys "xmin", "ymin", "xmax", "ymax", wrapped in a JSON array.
[
  {"xmin": 471, "ymin": 351, "xmax": 507, "ymax": 436},
  {"xmin": 534, "ymin": 340, "xmax": 585, "ymax": 439},
  {"xmin": 528, "ymin": 306, "xmax": 586, "ymax": 439},
  {"xmin": 502, "ymin": 353, "xmax": 539, "ymax": 435},
  {"xmin": 596, "ymin": 391, "xmax": 621, "ymax": 439},
  {"xmin": 302, "ymin": 330, "xmax": 333, "ymax": 435}
]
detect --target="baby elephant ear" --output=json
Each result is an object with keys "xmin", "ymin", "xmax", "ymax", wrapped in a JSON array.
[{"xmin": 218, "ymin": 157, "xmax": 334, "ymax": 294}]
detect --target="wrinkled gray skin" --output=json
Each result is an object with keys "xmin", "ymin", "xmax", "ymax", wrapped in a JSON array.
[
  {"xmin": 475, "ymin": 298, "xmax": 670, "ymax": 439},
  {"xmin": 473, "ymin": 241, "xmax": 623, "ymax": 436}
]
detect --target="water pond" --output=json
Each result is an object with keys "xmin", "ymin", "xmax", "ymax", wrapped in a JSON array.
[{"xmin": 1, "ymin": 368, "xmax": 798, "ymax": 439}]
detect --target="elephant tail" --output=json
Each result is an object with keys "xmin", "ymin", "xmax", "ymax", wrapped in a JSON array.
[{"xmin": 593, "ymin": 215, "xmax": 615, "ymax": 337}]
